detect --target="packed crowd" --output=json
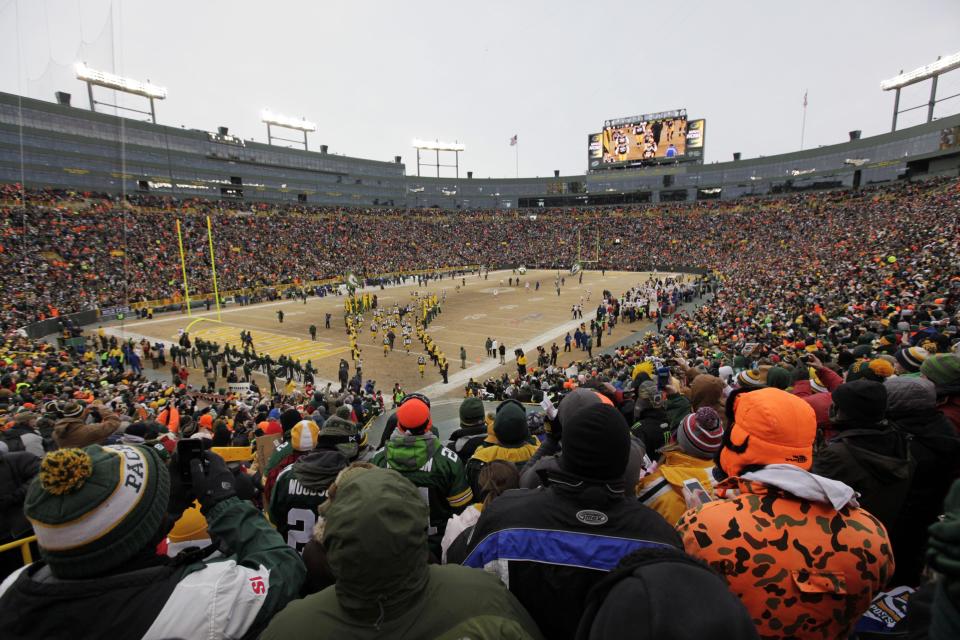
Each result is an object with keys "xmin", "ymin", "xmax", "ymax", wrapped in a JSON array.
[
  {"xmin": 0, "ymin": 177, "xmax": 959, "ymax": 638},
  {"xmin": 2, "ymin": 177, "xmax": 956, "ymax": 333}
]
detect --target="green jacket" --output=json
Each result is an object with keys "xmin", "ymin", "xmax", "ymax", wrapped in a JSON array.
[
  {"xmin": 371, "ymin": 432, "xmax": 472, "ymax": 555},
  {"xmin": 665, "ymin": 393, "xmax": 692, "ymax": 431},
  {"xmin": 261, "ymin": 467, "xmax": 542, "ymax": 640},
  {"xmin": 196, "ymin": 497, "xmax": 306, "ymax": 632}
]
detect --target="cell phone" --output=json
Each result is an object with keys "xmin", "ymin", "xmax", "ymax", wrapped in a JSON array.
[
  {"xmin": 177, "ymin": 439, "xmax": 205, "ymax": 483},
  {"xmin": 682, "ymin": 478, "xmax": 713, "ymax": 504}
]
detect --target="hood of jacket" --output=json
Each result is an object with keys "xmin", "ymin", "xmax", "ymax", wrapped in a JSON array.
[
  {"xmin": 884, "ymin": 376, "xmax": 937, "ymax": 417},
  {"xmin": 324, "ymin": 467, "xmax": 429, "ymax": 624},
  {"xmin": 385, "ymin": 431, "xmax": 439, "ymax": 471},
  {"xmin": 829, "ymin": 428, "xmax": 913, "ymax": 484},
  {"xmin": 578, "ymin": 546, "xmax": 759, "ymax": 640},
  {"xmin": 292, "ymin": 449, "xmax": 349, "ymax": 491},
  {"xmin": 689, "ymin": 374, "xmax": 725, "ymax": 411}
]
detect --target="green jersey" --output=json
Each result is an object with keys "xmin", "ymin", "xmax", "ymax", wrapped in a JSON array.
[
  {"xmin": 268, "ymin": 450, "xmax": 347, "ymax": 553},
  {"xmin": 372, "ymin": 433, "xmax": 472, "ymax": 554}
]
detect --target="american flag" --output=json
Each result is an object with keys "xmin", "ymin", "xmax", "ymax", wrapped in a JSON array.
[{"xmin": 510, "ymin": 134, "xmax": 517, "ymax": 146}]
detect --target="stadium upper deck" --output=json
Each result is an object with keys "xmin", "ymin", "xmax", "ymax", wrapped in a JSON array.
[{"xmin": 1, "ymin": 91, "xmax": 958, "ymax": 209}]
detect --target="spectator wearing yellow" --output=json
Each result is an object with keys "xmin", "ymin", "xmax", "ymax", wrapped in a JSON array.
[{"xmin": 467, "ymin": 400, "xmax": 538, "ymax": 496}]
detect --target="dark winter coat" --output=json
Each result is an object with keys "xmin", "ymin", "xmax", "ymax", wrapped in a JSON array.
[
  {"xmin": 464, "ymin": 471, "xmax": 682, "ymax": 640},
  {"xmin": 885, "ymin": 376, "xmax": 960, "ymax": 585},
  {"xmin": 812, "ymin": 423, "xmax": 914, "ymax": 534},
  {"xmin": 0, "ymin": 451, "xmax": 40, "ymax": 541}
]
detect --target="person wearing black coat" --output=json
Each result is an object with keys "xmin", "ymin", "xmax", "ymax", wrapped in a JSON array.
[
  {"xmin": 576, "ymin": 546, "xmax": 759, "ymax": 640},
  {"xmin": 812, "ymin": 379, "xmax": 914, "ymax": 537},
  {"xmin": 0, "ymin": 448, "xmax": 40, "ymax": 578},
  {"xmin": 885, "ymin": 376, "xmax": 960, "ymax": 586},
  {"xmin": 463, "ymin": 403, "xmax": 681, "ymax": 640}
]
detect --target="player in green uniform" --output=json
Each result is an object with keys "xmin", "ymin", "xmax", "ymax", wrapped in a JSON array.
[{"xmin": 371, "ymin": 394, "xmax": 472, "ymax": 557}]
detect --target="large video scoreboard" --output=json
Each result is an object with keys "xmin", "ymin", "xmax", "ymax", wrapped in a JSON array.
[{"xmin": 587, "ymin": 109, "xmax": 705, "ymax": 171}]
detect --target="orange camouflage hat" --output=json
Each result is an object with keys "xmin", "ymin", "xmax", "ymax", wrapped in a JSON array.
[{"xmin": 720, "ymin": 387, "xmax": 816, "ymax": 477}]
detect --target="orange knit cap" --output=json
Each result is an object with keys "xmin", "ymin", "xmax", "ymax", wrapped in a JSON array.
[
  {"xmin": 397, "ymin": 398, "xmax": 432, "ymax": 432},
  {"xmin": 720, "ymin": 388, "xmax": 816, "ymax": 477}
]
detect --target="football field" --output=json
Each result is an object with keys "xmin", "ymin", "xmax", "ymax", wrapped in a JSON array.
[{"xmin": 103, "ymin": 269, "xmax": 678, "ymax": 400}]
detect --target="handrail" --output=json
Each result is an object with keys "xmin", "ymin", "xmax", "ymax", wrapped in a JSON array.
[{"xmin": 0, "ymin": 535, "xmax": 37, "ymax": 566}]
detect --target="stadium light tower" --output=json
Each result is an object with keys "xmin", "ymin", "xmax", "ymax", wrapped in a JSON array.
[
  {"xmin": 881, "ymin": 52, "xmax": 960, "ymax": 132},
  {"xmin": 411, "ymin": 139, "xmax": 465, "ymax": 178},
  {"xmin": 75, "ymin": 62, "xmax": 167, "ymax": 123},
  {"xmin": 261, "ymin": 109, "xmax": 316, "ymax": 151}
]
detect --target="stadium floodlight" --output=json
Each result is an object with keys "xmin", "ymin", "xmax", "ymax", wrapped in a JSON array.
[
  {"xmin": 880, "ymin": 52, "xmax": 960, "ymax": 91},
  {"xmin": 260, "ymin": 109, "xmax": 315, "ymax": 151},
  {"xmin": 74, "ymin": 62, "xmax": 168, "ymax": 99},
  {"xmin": 882, "ymin": 52, "xmax": 960, "ymax": 131},
  {"xmin": 74, "ymin": 61, "xmax": 167, "ymax": 123},
  {"xmin": 260, "ymin": 109, "xmax": 316, "ymax": 132},
  {"xmin": 412, "ymin": 139, "xmax": 465, "ymax": 152},
  {"xmin": 412, "ymin": 139, "xmax": 465, "ymax": 179}
]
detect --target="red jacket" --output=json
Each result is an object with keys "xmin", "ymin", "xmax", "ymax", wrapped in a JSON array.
[
  {"xmin": 792, "ymin": 366, "xmax": 843, "ymax": 431},
  {"xmin": 939, "ymin": 393, "xmax": 960, "ymax": 435}
]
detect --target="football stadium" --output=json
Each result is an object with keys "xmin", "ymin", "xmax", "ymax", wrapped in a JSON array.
[{"xmin": 1, "ymin": 2, "xmax": 959, "ymax": 638}]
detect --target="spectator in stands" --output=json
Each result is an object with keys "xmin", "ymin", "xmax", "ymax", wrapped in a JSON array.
[
  {"xmin": 371, "ymin": 395, "xmax": 472, "ymax": 558},
  {"xmin": 465, "ymin": 400, "xmax": 539, "ymax": 496},
  {"xmin": 678, "ymin": 387, "xmax": 894, "ymax": 638},
  {"xmin": 0, "ymin": 445, "xmax": 304, "ymax": 638},
  {"xmin": 48, "ymin": 399, "xmax": 119, "ymax": 449},
  {"xmin": 576, "ymin": 546, "xmax": 759, "ymax": 640},
  {"xmin": 262, "ymin": 465, "xmax": 542, "ymax": 639},
  {"xmin": 922, "ymin": 354, "xmax": 960, "ymax": 433},
  {"xmin": 812, "ymin": 379, "xmax": 914, "ymax": 536},
  {"xmin": 637, "ymin": 407, "xmax": 723, "ymax": 524},
  {"xmin": 464, "ymin": 401, "xmax": 682, "ymax": 640},
  {"xmin": 884, "ymin": 376, "xmax": 960, "ymax": 586},
  {"xmin": 446, "ymin": 396, "xmax": 488, "ymax": 463},
  {"xmin": 441, "ymin": 459, "xmax": 519, "ymax": 564},
  {"xmin": 0, "ymin": 446, "xmax": 39, "ymax": 579}
]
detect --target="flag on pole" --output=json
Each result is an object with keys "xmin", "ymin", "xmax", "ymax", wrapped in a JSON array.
[
  {"xmin": 803, "ymin": 90, "xmax": 808, "ymax": 107},
  {"xmin": 509, "ymin": 134, "xmax": 518, "ymax": 146}
]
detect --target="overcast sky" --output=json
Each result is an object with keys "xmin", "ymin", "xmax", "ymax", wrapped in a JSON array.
[{"xmin": 2, "ymin": 0, "xmax": 959, "ymax": 178}]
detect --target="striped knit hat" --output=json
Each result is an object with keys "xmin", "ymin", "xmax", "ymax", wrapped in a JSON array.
[
  {"xmin": 290, "ymin": 419, "xmax": 320, "ymax": 451},
  {"xmin": 894, "ymin": 346, "xmax": 930, "ymax": 373},
  {"xmin": 24, "ymin": 444, "xmax": 169, "ymax": 579},
  {"xmin": 677, "ymin": 407, "xmax": 723, "ymax": 459},
  {"xmin": 736, "ymin": 369, "xmax": 764, "ymax": 389},
  {"xmin": 921, "ymin": 354, "xmax": 960, "ymax": 386}
]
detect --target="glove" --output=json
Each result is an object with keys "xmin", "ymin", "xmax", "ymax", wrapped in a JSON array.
[
  {"xmin": 927, "ymin": 479, "xmax": 960, "ymax": 604},
  {"xmin": 190, "ymin": 451, "xmax": 236, "ymax": 512}
]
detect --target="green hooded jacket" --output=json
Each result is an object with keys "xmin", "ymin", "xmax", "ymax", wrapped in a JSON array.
[{"xmin": 261, "ymin": 467, "xmax": 542, "ymax": 640}]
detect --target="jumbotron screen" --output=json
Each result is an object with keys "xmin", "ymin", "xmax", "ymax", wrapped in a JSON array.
[
  {"xmin": 588, "ymin": 111, "xmax": 705, "ymax": 169},
  {"xmin": 602, "ymin": 115, "xmax": 687, "ymax": 163}
]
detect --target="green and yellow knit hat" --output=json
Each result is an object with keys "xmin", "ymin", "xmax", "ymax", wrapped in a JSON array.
[{"xmin": 25, "ymin": 444, "xmax": 170, "ymax": 579}]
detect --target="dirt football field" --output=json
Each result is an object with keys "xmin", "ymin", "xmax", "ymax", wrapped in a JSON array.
[{"xmin": 103, "ymin": 269, "xmax": 679, "ymax": 400}]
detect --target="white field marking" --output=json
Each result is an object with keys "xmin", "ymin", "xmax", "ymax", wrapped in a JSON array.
[
  {"xmin": 498, "ymin": 305, "xmax": 518, "ymax": 310},
  {"xmin": 417, "ymin": 315, "xmax": 588, "ymax": 397},
  {"xmin": 462, "ymin": 314, "xmax": 487, "ymax": 321}
]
